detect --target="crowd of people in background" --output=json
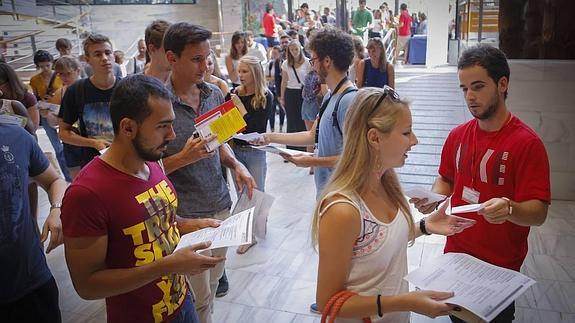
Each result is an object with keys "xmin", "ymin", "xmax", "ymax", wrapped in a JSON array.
[{"xmin": 0, "ymin": 1, "xmax": 551, "ymax": 323}]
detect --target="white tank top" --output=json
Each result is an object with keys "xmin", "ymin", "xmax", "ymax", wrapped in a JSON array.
[
  {"xmin": 319, "ymin": 192, "xmax": 410, "ymax": 323},
  {"xmin": 0, "ymin": 99, "xmax": 14, "ymax": 114}
]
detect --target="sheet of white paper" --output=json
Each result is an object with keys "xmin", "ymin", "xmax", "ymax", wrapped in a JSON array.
[
  {"xmin": 233, "ymin": 132, "xmax": 263, "ymax": 142},
  {"xmin": 231, "ymin": 189, "xmax": 275, "ymax": 239},
  {"xmin": 405, "ymin": 253, "xmax": 535, "ymax": 322},
  {"xmin": 451, "ymin": 203, "xmax": 484, "ymax": 214},
  {"xmin": 252, "ymin": 145, "xmax": 313, "ymax": 157},
  {"xmin": 404, "ymin": 187, "xmax": 447, "ymax": 204},
  {"xmin": 175, "ymin": 207, "xmax": 254, "ymax": 252}
]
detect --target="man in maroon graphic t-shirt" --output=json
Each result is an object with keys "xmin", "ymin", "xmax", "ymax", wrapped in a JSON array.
[{"xmin": 61, "ymin": 75, "xmax": 225, "ymax": 323}]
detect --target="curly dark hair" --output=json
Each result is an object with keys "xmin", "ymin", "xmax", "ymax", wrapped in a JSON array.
[
  {"xmin": 307, "ymin": 27, "xmax": 354, "ymax": 72},
  {"xmin": 33, "ymin": 49, "xmax": 54, "ymax": 67}
]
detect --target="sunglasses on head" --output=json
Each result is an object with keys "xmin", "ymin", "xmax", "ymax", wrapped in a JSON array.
[{"xmin": 369, "ymin": 85, "xmax": 400, "ymax": 116}]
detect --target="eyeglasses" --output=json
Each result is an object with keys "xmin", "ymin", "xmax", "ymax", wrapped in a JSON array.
[{"xmin": 369, "ymin": 85, "xmax": 401, "ymax": 116}]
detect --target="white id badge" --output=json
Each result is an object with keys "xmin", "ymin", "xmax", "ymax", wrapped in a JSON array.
[{"xmin": 462, "ymin": 186, "xmax": 480, "ymax": 204}]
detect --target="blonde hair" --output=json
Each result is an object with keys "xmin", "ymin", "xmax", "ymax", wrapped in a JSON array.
[
  {"xmin": 366, "ymin": 38, "xmax": 387, "ymax": 73},
  {"xmin": 239, "ymin": 55, "xmax": 267, "ymax": 109},
  {"xmin": 311, "ymin": 87, "xmax": 415, "ymax": 247},
  {"xmin": 54, "ymin": 55, "xmax": 81, "ymax": 72}
]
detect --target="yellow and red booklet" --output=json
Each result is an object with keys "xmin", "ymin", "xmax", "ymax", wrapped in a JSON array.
[{"xmin": 195, "ymin": 98, "xmax": 247, "ymax": 152}]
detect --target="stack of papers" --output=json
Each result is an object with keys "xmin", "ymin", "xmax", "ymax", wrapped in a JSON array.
[
  {"xmin": 232, "ymin": 188, "xmax": 275, "ymax": 239},
  {"xmin": 405, "ymin": 253, "xmax": 535, "ymax": 322}
]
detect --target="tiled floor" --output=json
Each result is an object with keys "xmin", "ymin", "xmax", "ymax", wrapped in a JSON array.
[{"xmin": 35, "ymin": 67, "xmax": 575, "ymax": 322}]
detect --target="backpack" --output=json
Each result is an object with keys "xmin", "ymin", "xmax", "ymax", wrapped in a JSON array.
[{"xmin": 315, "ymin": 87, "xmax": 358, "ymax": 145}]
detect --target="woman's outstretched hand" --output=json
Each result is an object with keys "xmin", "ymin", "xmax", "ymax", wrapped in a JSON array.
[{"xmin": 425, "ymin": 199, "xmax": 476, "ymax": 236}]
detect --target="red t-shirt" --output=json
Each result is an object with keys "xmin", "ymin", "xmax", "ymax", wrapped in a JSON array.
[
  {"xmin": 399, "ymin": 10, "xmax": 412, "ymax": 36},
  {"xmin": 61, "ymin": 158, "xmax": 187, "ymax": 323},
  {"xmin": 263, "ymin": 12, "xmax": 276, "ymax": 37},
  {"xmin": 439, "ymin": 116, "xmax": 550, "ymax": 271}
]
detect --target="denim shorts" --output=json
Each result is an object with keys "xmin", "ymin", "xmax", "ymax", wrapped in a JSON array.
[{"xmin": 301, "ymin": 99, "xmax": 319, "ymax": 121}]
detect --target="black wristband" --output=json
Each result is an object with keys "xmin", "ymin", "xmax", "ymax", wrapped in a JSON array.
[
  {"xmin": 420, "ymin": 218, "xmax": 431, "ymax": 235},
  {"xmin": 377, "ymin": 294, "xmax": 383, "ymax": 317}
]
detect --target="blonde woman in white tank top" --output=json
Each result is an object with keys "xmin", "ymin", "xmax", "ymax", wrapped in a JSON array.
[{"xmin": 312, "ymin": 87, "xmax": 476, "ymax": 322}]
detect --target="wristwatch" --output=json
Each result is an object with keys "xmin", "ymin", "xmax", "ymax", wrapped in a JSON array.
[
  {"xmin": 501, "ymin": 197, "xmax": 512, "ymax": 215},
  {"xmin": 50, "ymin": 203, "xmax": 62, "ymax": 210}
]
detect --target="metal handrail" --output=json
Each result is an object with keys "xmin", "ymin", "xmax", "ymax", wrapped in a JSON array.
[
  {"xmin": 382, "ymin": 28, "xmax": 396, "ymax": 64},
  {"xmin": 0, "ymin": 12, "xmax": 89, "ymax": 46}
]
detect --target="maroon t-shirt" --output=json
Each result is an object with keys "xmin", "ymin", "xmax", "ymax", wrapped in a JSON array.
[
  {"xmin": 61, "ymin": 158, "xmax": 187, "ymax": 322},
  {"xmin": 21, "ymin": 91, "xmax": 37, "ymax": 109},
  {"xmin": 439, "ymin": 116, "xmax": 550, "ymax": 271}
]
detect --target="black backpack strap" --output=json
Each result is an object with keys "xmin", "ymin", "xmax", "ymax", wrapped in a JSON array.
[
  {"xmin": 332, "ymin": 87, "xmax": 358, "ymax": 136},
  {"xmin": 291, "ymin": 65, "xmax": 302, "ymax": 87}
]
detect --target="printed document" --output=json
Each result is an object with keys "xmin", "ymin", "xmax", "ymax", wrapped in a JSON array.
[
  {"xmin": 405, "ymin": 253, "xmax": 535, "ymax": 322},
  {"xmin": 232, "ymin": 188, "xmax": 275, "ymax": 239},
  {"xmin": 175, "ymin": 207, "xmax": 255, "ymax": 252}
]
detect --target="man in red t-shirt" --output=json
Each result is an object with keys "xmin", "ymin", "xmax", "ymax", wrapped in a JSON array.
[
  {"xmin": 395, "ymin": 3, "xmax": 412, "ymax": 62},
  {"xmin": 412, "ymin": 44, "xmax": 550, "ymax": 323},
  {"xmin": 262, "ymin": 5, "xmax": 277, "ymax": 51},
  {"xmin": 61, "ymin": 75, "xmax": 225, "ymax": 323}
]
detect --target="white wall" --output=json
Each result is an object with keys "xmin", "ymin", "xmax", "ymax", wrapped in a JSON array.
[{"xmin": 507, "ymin": 60, "xmax": 575, "ymax": 200}]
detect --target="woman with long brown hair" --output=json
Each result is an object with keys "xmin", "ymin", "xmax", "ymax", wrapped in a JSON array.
[
  {"xmin": 225, "ymin": 31, "xmax": 248, "ymax": 88},
  {"xmin": 280, "ymin": 40, "xmax": 310, "ymax": 150},
  {"xmin": 356, "ymin": 38, "xmax": 395, "ymax": 89}
]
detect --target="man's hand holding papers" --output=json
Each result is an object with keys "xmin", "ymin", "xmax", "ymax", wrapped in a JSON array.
[
  {"xmin": 176, "ymin": 217, "xmax": 222, "ymax": 235},
  {"xmin": 166, "ymin": 241, "xmax": 225, "ymax": 276}
]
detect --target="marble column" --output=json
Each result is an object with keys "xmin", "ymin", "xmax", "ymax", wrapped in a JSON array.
[{"xmin": 507, "ymin": 60, "xmax": 575, "ymax": 200}]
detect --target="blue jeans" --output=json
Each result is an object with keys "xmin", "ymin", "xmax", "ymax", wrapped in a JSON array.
[
  {"xmin": 42, "ymin": 117, "xmax": 71, "ymax": 182},
  {"xmin": 232, "ymin": 145, "xmax": 267, "ymax": 192},
  {"xmin": 171, "ymin": 292, "xmax": 200, "ymax": 323}
]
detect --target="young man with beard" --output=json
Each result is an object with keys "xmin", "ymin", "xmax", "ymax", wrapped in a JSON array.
[
  {"xmin": 144, "ymin": 20, "xmax": 172, "ymax": 83},
  {"xmin": 161, "ymin": 22, "xmax": 255, "ymax": 323},
  {"xmin": 411, "ymin": 44, "xmax": 550, "ymax": 323},
  {"xmin": 59, "ymin": 33, "xmax": 119, "ymax": 168},
  {"xmin": 258, "ymin": 28, "xmax": 357, "ymax": 197},
  {"xmin": 61, "ymin": 75, "xmax": 225, "ymax": 323}
]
